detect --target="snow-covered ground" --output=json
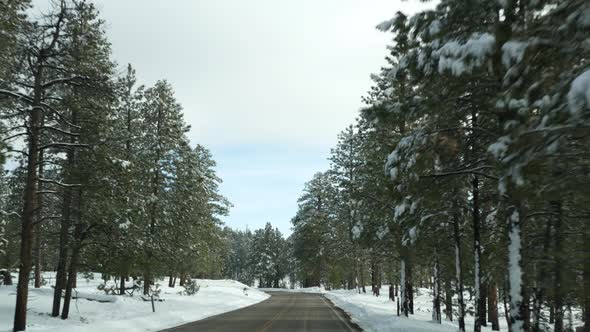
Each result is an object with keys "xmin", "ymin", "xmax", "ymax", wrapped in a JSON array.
[
  {"xmin": 325, "ymin": 287, "xmax": 502, "ymax": 332},
  {"xmin": 0, "ymin": 273, "xmax": 269, "ymax": 332}
]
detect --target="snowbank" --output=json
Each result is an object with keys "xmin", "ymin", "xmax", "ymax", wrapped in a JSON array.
[
  {"xmin": 324, "ymin": 286, "xmax": 512, "ymax": 332},
  {"xmin": 0, "ymin": 273, "xmax": 269, "ymax": 332},
  {"xmin": 325, "ymin": 288, "xmax": 454, "ymax": 332}
]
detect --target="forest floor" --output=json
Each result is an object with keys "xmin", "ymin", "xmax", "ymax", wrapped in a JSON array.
[{"xmin": 0, "ymin": 273, "xmax": 269, "ymax": 332}]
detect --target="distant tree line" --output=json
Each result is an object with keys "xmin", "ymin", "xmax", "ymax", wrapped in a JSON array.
[{"xmin": 221, "ymin": 223, "xmax": 290, "ymax": 289}]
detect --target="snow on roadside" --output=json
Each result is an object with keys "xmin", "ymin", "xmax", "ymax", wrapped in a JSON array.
[
  {"xmin": 324, "ymin": 286, "xmax": 513, "ymax": 332},
  {"xmin": 325, "ymin": 288, "xmax": 455, "ymax": 332},
  {"xmin": 0, "ymin": 274, "xmax": 269, "ymax": 332}
]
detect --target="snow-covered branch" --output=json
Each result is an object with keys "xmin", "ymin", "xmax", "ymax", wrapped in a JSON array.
[
  {"xmin": 0, "ymin": 89, "xmax": 33, "ymax": 102},
  {"xmin": 37, "ymin": 178, "xmax": 81, "ymax": 188},
  {"xmin": 421, "ymin": 167, "xmax": 499, "ymax": 181},
  {"xmin": 41, "ymin": 75, "xmax": 90, "ymax": 89},
  {"xmin": 39, "ymin": 142, "xmax": 89, "ymax": 151},
  {"xmin": 2, "ymin": 132, "xmax": 28, "ymax": 142},
  {"xmin": 0, "ymin": 210, "xmax": 21, "ymax": 218},
  {"xmin": 426, "ymin": 126, "xmax": 498, "ymax": 138},
  {"xmin": 41, "ymin": 126, "xmax": 80, "ymax": 137}
]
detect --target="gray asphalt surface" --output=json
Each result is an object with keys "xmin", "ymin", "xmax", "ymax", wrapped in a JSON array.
[{"xmin": 161, "ymin": 291, "xmax": 362, "ymax": 332}]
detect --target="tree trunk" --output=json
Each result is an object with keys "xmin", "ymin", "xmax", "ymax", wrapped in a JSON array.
[
  {"xmin": 480, "ymin": 280, "xmax": 487, "ymax": 327},
  {"xmin": 33, "ymin": 130, "xmax": 45, "ymax": 290},
  {"xmin": 360, "ymin": 258, "xmax": 366, "ymax": 294},
  {"xmin": 533, "ymin": 216, "xmax": 553, "ymax": 331},
  {"xmin": 407, "ymin": 264, "xmax": 414, "ymax": 315},
  {"xmin": 371, "ymin": 259, "xmax": 377, "ymax": 296},
  {"xmin": 375, "ymin": 262, "xmax": 381, "ymax": 296},
  {"xmin": 119, "ymin": 274, "xmax": 125, "ymax": 295},
  {"xmin": 61, "ymin": 243, "xmax": 81, "ymax": 320},
  {"xmin": 1, "ymin": 270, "xmax": 13, "ymax": 285},
  {"xmin": 143, "ymin": 272, "xmax": 150, "ymax": 295},
  {"xmin": 453, "ymin": 210, "xmax": 466, "ymax": 332},
  {"xmin": 347, "ymin": 273, "xmax": 353, "ymax": 290},
  {"xmin": 503, "ymin": 283, "xmax": 512, "ymax": 330},
  {"xmin": 523, "ymin": 286, "xmax": 531, "ymax": 331},
  {"xmin": 552, "ymin": 201, "xmax": 564, "ymax": 332},
  {"xmin": 507, "ymin": 204, "xmax": 526, "ymax": 332},
  {"xmin": 472, "ymin": 174, "xmax": 484, "ymax": 332},
  {"xmin": 33, "ymin": 223, "xmax": 42, "ymax": 288},
  {"xmin": 144, "ymin": 103, "xmax": 163, "ymax": 297},
  {"xmin": 584, "ymin": 213, "xmax": 590, "ymax": 332},
  {"xmin": 400, "ymin": 258, "xmax": 408, "ymax": 317},
  {"xmin": 354, "ymin": 247, "xmax": 360, "ymax": 294},
  {"xmin": 14, "ymin": 59, "xmax": 44, "ymax": 332},
  {"xmin": 377, "ymin": 263, "xmax": 382, "ymax": 292},
  {"xmin": 488, "ymin": 283, "xmax": 500, "ymax": 331},
  {"xmin": 432, "ymin": 254, "xmax": 441, "ymax": 324},
  {"xmin": 389, "ymin": 284, "xmax": 394, "ymax": 301},
  {"xmin": 445, "ymin": 278, "xmax": 453, "ymax": 321},
  {"xmin": 62, "ymin": 189, "xmax": 84, "ymax": 320},
  {"xmin": 52, "ymin": 114, "xmax": 77, "ymax": 317},
  {"xmin": 180, "ymin": 272, "xmax": 186, "ymax": 287}
]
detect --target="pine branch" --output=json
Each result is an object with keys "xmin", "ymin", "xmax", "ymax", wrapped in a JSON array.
[
  {"xmin": 39, "ymin": 142, "xmax": 89, "ymax": 151},
  {"xmin": 421, "ymin": 168, "xmax": 499, "ymax": 181},
  {"xmin": 41, "ymin": 126, "xmax": 80, "ymax": 137},
  {"xmin": 0, "ymin": 89, "xmax": 33, "ymax": 102},
  {"xmin": 38, "ymin": 178, "xmax": 81, "ymax": 188},
  {"xmin": 41, "ymin": 75, "xmax": 90, "ymax": 89}
]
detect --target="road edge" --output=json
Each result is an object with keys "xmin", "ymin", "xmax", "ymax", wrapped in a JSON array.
[{"xmin": 322, "ymin": 295, "xmax": 364, "ymax": 332}]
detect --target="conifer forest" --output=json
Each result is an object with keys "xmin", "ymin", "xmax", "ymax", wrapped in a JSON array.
[{"xmin": 0, "ymin": 1, "xmax": 588, "ymax": 332}]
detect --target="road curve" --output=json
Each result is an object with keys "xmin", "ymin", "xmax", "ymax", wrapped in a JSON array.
[{"xmin": 161, "ymin": 291, "xmax": 362, "ymax": 332}]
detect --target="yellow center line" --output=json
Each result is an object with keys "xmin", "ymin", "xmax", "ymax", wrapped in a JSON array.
[{"xmin": 256, "ymin": 293, "xmax": 296, "ymax": 332}]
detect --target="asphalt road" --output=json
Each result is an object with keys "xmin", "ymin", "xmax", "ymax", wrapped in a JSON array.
[{"xmin": 162, "ymin": 291, "xmax": 362, "ymax": 332}]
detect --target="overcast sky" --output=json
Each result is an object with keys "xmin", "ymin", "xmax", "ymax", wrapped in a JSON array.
[{"xmin": 88, "ymin": 0, "xmax": 431, "ymax": 235}]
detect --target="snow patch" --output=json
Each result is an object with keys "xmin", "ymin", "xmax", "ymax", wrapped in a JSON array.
[
  {"xmin": 501, "ymin": 41, "xmax": 528, "ymax": 68},
  {"xmin": 428, "ymin": 20, "xmax": 441, "ymax": 35},
  {"xmin": 326, "ymin": 286, "xmax": 467, "ymax": 332},
  {"xmin": 488, "ymin": 135, "xmax": 511, "ymax": 159},
  {"xmin": 0, "ymin": 274, "xmax": 269, "ymax": 332},
  {"xmin": 352, "ymin": 224, "xmax": 362, "ymax": 240},
  {"xmin": 434, "ymin": 33, "xmax": 496, "ymax": 76},
  {"xmin": 568, "ymin": 69, "xmax": 590, "ymax": 116}
]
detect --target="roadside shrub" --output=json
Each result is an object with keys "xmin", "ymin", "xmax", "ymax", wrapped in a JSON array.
[{"xmin": 182, "ymin": 279, "xmax": 199, "ymax": 295}]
